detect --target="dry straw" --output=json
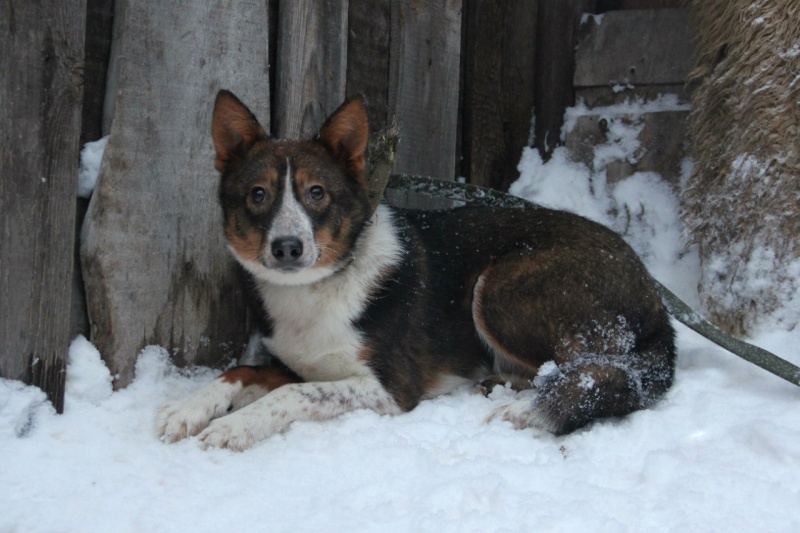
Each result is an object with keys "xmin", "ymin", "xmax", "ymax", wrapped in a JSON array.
[{"xmin": 683, "ymin": 0, "xmax": 800, "ymax": 335}]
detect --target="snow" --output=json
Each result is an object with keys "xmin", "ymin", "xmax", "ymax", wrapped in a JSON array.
[
  {"xmin": 77, "ymin": 136, "xmax": 108, "ymax": 198},
  {"xmin": 4, "ymin": 100, "xmax": 800, "ymax": 532}
]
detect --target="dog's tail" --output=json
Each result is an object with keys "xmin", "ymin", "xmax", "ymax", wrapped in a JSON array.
[
  {"xmin": 531, "ymin": 348, "xmax": 674, "ymax": 435},
  {"xmin": 494, "ymin": 332, "xmax": 675, "ymax": 435}
]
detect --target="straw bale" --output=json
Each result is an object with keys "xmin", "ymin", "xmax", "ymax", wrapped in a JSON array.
[{"xmin": 683, "ymin": 0, "xmax": 800, "ymax": 334}]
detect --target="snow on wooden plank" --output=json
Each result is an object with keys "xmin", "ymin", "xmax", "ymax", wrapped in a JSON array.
[
  {"xmin": 0, "ymin": 0, "xmax": 86, "ymax": 412},
  {"xmin": 81, "ymin": 0, "xmax": 271, "ymax": 387}
]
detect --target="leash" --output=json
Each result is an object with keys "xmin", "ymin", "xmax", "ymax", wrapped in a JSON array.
[{"xmin": 382, "ymin": 173, "xmax": 800, "ymax": 389}]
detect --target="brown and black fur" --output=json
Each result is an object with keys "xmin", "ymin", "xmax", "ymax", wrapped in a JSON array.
[
  {"xmin": 218, "ymin": 90, "xmax": 675, "ymax": 435},
  {"xmin": 369, "ymin": 207, "xmax": 675, "ymax": 432},
  {"xmin": 156, "ymin": 90, "xmax": 675, "ymax": 450}
]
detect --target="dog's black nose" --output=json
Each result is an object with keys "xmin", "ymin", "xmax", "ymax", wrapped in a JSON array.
[{"xmin": 271, "ymin": 237, "xmax": 304, "ymax": 262}]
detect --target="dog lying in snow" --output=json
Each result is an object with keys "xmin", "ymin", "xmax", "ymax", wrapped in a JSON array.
[{"xmin": 155, "ymin": 91, "xmax": 675, "ymax": 451}]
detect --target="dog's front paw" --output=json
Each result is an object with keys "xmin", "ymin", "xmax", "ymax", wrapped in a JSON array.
[
  {"xmin": 197, "ymin": 399, "xmax": 292, "ymax": 451},
  {"xmin": 197, "ymin": 409, "xmax": 274, "ymax": 451},
  {"xmin": 155, "ymin": 380, "xmax": 241, "ymax": 442},
  {"xmin": 155, "ymin": 402, "xmax": 215, "ymax": 443}
]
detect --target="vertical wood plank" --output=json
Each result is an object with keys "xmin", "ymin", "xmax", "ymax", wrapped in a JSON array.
[
  {"xmin": 346, "ymin": 0, "xmax": 392, "ymax": 134},
  {"xmin": 461, "ymin": 0, "xmax": 537, "ymax": 191},
  {"xmin": 0, "ymin": 0, "xmax": 86, "ymax": 412},
  {"xmin": 389, "ymin": 0, "xmax": 462, "ymax": 180},
  {"xmin": 82, "ymin": 0, "xmax": 271, "ymax": 387},
  {"xmin": 387, "ymin": 0, "xmax": 462, "ymax": 208},
  {"xmin": 274, "ymin": 0, "xmax": 349, "ymax": 139},
  {"xmin": 268, "ymin": 0, "xmax": 279, "ymax": 117},
  {"xmin": 533, "ymin": 0, "xmax": 596, "ymax": 156}
]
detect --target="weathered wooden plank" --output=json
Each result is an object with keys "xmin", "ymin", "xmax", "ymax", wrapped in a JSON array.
[
  {"xmin": 268, "ymin": 0, "xmax": 279, "ymax": 116},
  {"xmin": 82, "ymin": 0, "xmax": 271, "ymax": 387},
  {"xmin": 598, "ymin": 0, "xmax": 682, "ymax": 10},
  {"xmin": 388, "ymin": 0, "xmax": 462, "ymax": 181},
  {"xmin": 533, "ymin": 0, "xmax": 596, "ymax": 156},
  {"xmin": 274, "ymin": 0, "xmax": 349, "ymax": 139},
  {"xmin": 574, "ymin": 9, "xmax": 693, "ymax": 88},
  {"xmin": 386, "ymin": 0, "xmax": 462, "ymax": 208},
  {"xmin": 346, "ymin": 0, "xmax": 392, "ymax": 133},
  {"xmin": 461, "ymin": 0, "xmax": 537, "ymax": 191},
  {"xmin": 0, "ymin": 0, "xmax": 86, "ymax": 412}
]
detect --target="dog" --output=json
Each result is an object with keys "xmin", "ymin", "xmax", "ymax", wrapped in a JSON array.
[{"xmin": 155, "ymin": 90, "xmax": 675, "ymax": 451}]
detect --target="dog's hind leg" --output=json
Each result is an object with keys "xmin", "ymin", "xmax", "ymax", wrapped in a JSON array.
[{"xmin": 472, "ymin": 251, "xmax": 675, "ymax": 435}]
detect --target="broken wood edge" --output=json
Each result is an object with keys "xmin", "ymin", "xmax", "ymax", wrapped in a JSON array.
[
  {"xmin": 384, "ymin": 173, "xmax": 800, "ymax": 388},
  {"xmin": 366, "ymin": 120, "xmax": 400, "ymax": 217}
]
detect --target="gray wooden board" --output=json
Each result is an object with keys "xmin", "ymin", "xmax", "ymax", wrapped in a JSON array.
[
  {"xmin": 0, "ymin": 0, "xmax": 86, "ymax": 412},
  {"xmin": 533, "ymin": 0, "xmax": 595, "ymax": 155},
  {"xmin": 387, "ymin": 0, "xmax": 462, "ymax": 209},
  {"xmin": 574, "ymin": 8, "xmax": 693, "ymax": 87},
  {"xmin": 346, "ymin": 0, "xmax": 392, "ymax": 134},
  {"xmin": 82, "ymin": 0, "xmax": 271, "ymax": 387},
  {"xmin": 461, "ymin": 0, "xmax": 537, "ymax": 191},
  {"xmin": 274, "ymin": 0, "xmax": 348, "ymax": 139}
]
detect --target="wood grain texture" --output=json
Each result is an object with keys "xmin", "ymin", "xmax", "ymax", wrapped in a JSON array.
[
  {"xmin": 346, "ymin": 0, "xmax": 392, "ymax": 133},
  {"xmin": 574, "ymin": 9, "xmax": 693, "ymax": 88},
  {"xmin": 388, "ymin": 0, "xmax": 462, "ymax": 181},
  {"xmin": 534, "ymin": 0, "xmax": 596, "ymax": 156},
  {"xmin": 461, "ymin": 0, "xmax": 537, "ymax": 191},
  {"xmin": 274, "ymin": 0, "xmax": 348, "ymax": 139},
  {"xmin": 386, "ymin": 0, "xmax": 462, "ymax": 209},
  {"xmin": 0, "ymin": 0, "xmax": 86, "ymax": 412},
  {"xmin": 81, "ymin": 0, "xmax": 271, "ymax": 387}
]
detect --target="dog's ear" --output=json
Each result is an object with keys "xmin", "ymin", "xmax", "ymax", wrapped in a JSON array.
[
  {"xmin": 212, "ymin": 90, "xmax": 268, "ymax": 173},
  {"xmin": 318, "ymin": 96, "xmax": 369, "ymax": 185}
]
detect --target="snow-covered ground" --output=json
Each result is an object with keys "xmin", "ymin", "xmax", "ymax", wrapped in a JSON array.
[{"xmin": 2, "ymin": 100, "xmax": 799, "ymax": 532}]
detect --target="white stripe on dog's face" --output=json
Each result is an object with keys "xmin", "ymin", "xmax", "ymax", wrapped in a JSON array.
[{"xmin": 262, "ymin": 158, "xmax": 318, "ymax": 272}]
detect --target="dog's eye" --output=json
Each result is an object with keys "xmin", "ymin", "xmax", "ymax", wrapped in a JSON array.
[
  {"xmin": 250, "ymin": 186, "xmax": 268, "ymax": 205},
  {"xmin": 307, "ymin": 185, "xmax": 325, "ymax": 203}
]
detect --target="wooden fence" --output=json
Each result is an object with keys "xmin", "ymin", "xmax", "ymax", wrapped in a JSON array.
[{"xmin": 1, "ymin": 0, "xmax": 681, "ymax": 410}]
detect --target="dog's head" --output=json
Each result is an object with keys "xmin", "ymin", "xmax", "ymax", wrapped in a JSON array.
[{"xmin": 211, "ymin": 90, "xmax": 371, "ymax": 285}]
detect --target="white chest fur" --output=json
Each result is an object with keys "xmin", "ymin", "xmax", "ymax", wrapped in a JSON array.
[{"xmin": 257, "ymin": 205, "xmax": 403, "ymax": 382}]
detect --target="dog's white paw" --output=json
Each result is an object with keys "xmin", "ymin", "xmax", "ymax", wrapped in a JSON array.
[
  {"xmin": 155, "ymin": 380, "xmax": 241, "ymax": 443},
  {"xmin": 197, "ymin": 407, "xmax": 282, "ymax": 451},
  {"xmin": 488, "ymin": 399, "xmax": 536, "ymax": 429}
]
